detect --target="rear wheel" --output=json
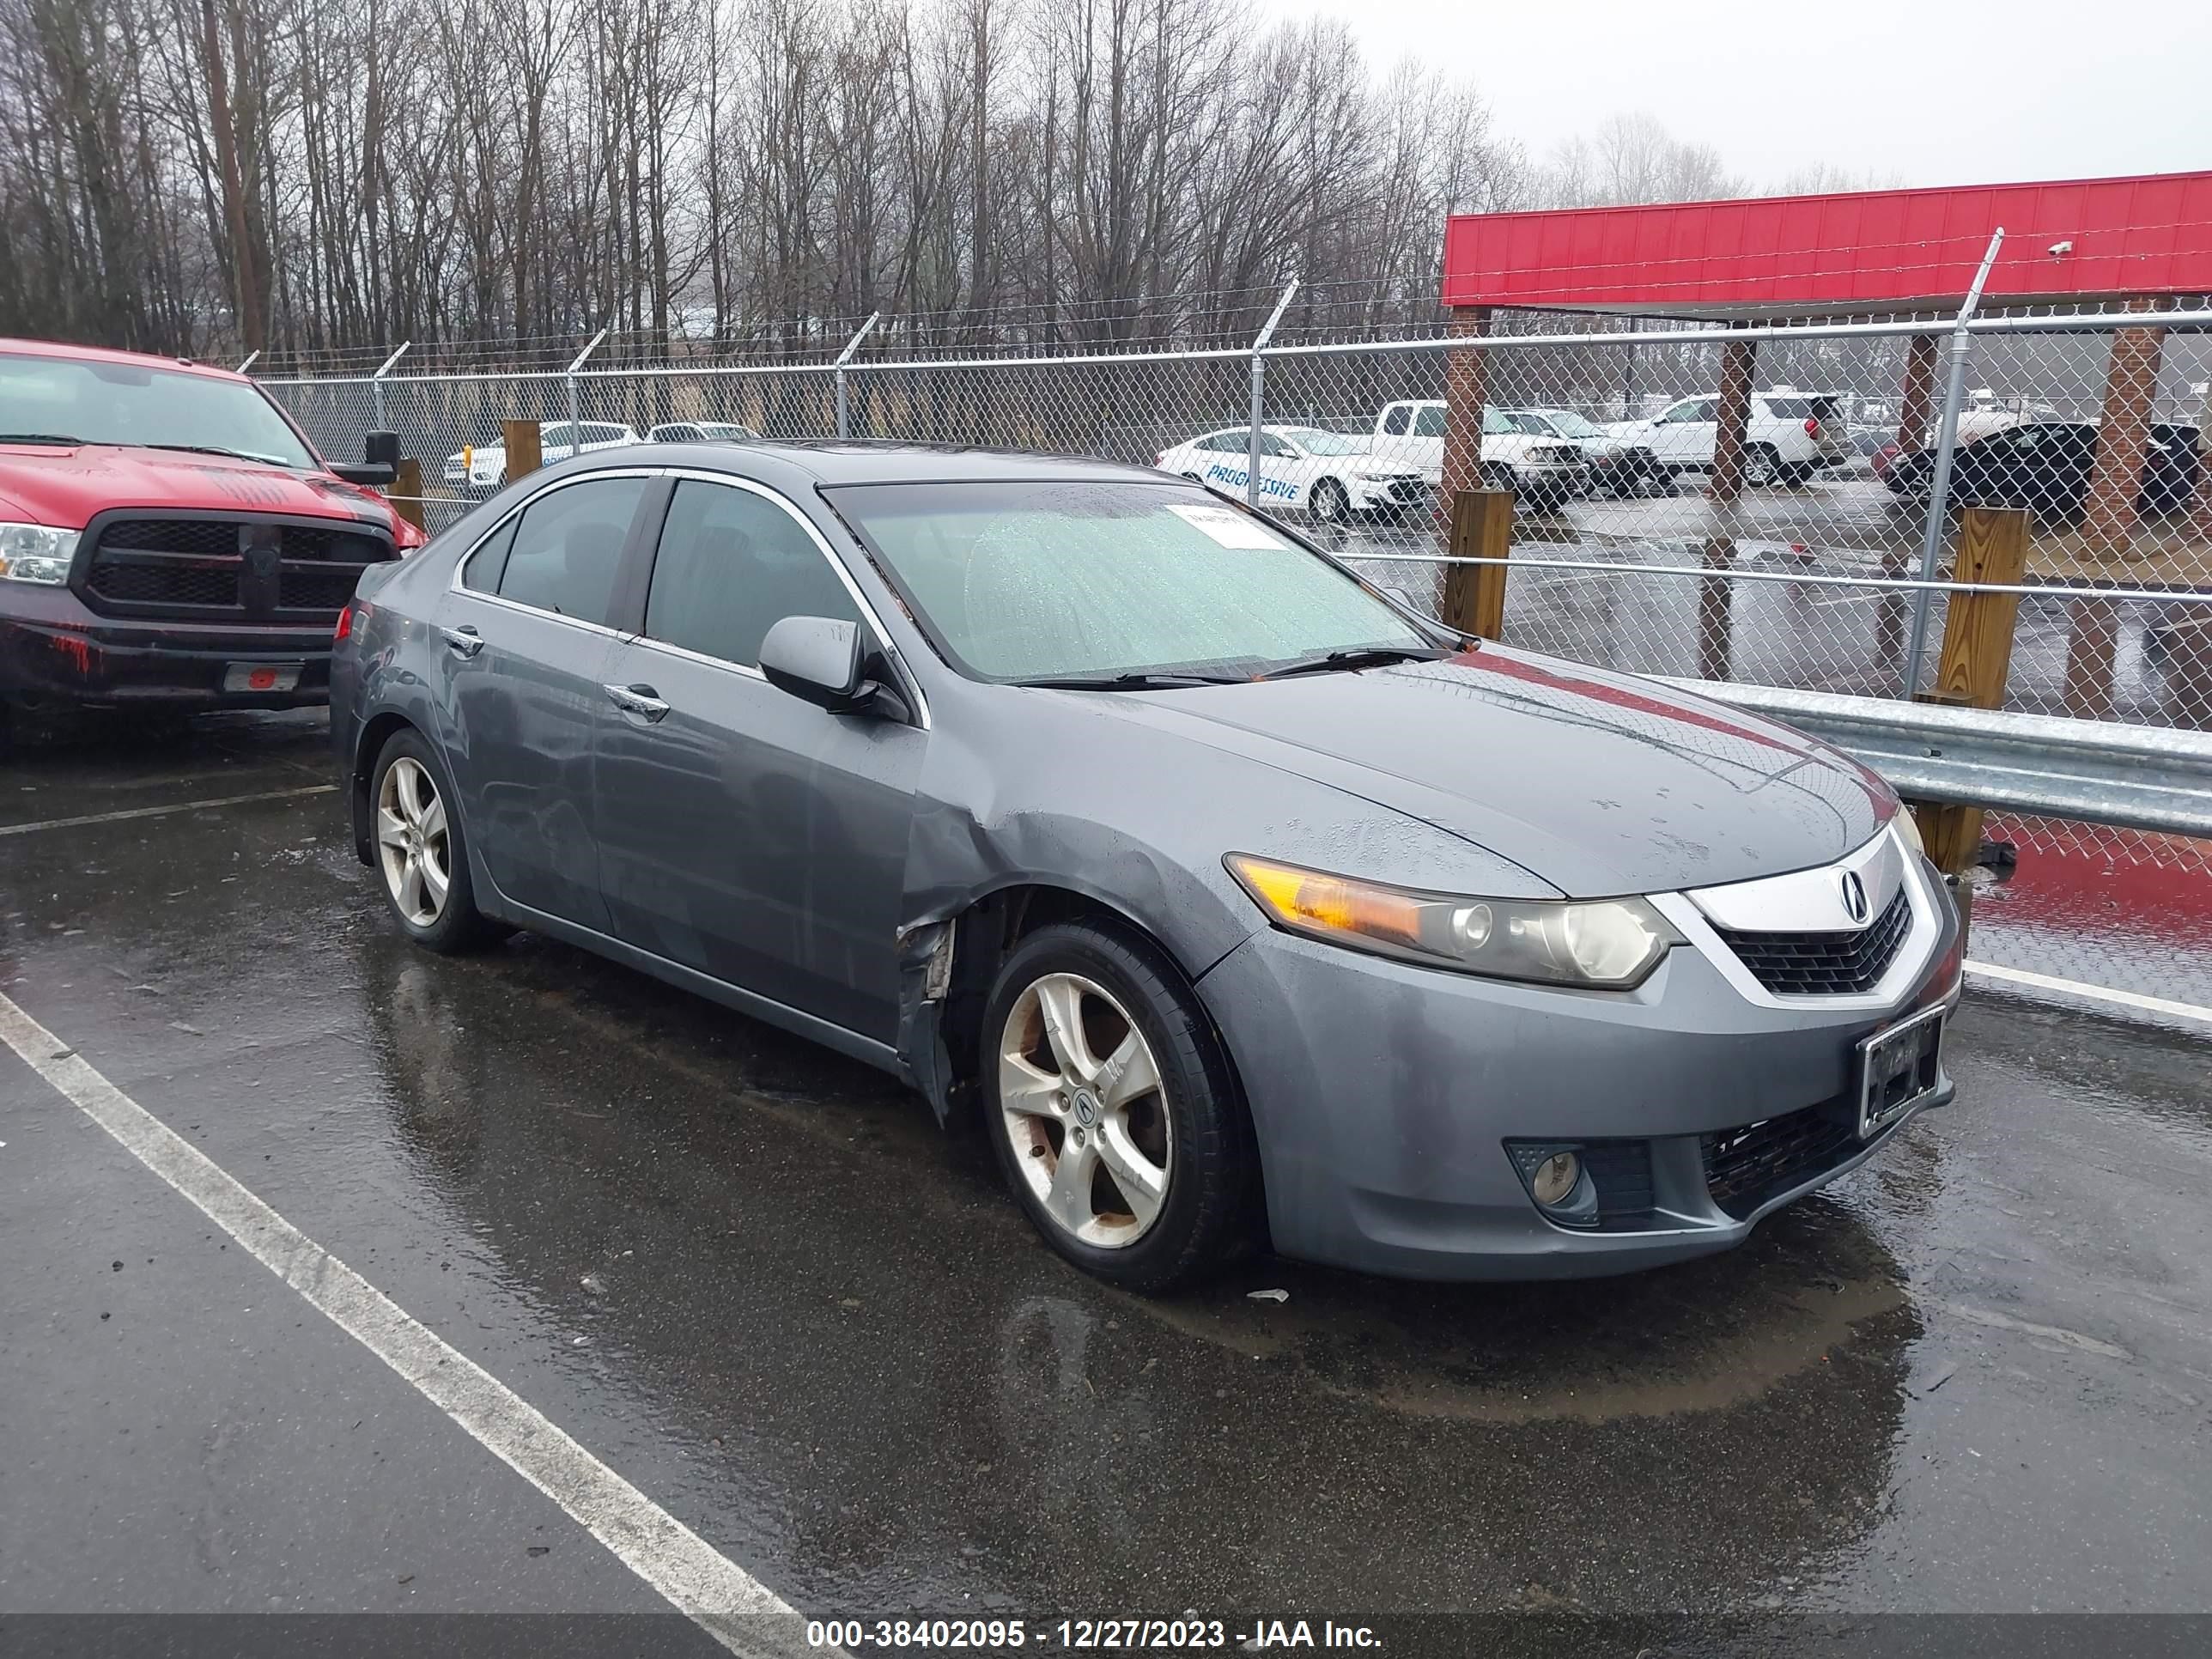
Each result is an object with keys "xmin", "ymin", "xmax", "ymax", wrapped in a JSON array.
[
  {"xmin": 983, "ymin": 922, "xmax": 1252, "ymax": 1292},
  {"xmin": 1310, "ymin": 477, "xmax": 1352, "ymax": 526},
  {"xmin": 370, "ymin": 730, "xmax": 507, "ymax": 953},
  {"xmin": 1743, "ymin": 444, "xmax": 1781, "ymax": 488}
]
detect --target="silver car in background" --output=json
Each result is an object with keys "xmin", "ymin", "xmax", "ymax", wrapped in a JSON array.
[{"xmin": 332, "ymin": 443, "xmax": 1963, "ymax": 1292}]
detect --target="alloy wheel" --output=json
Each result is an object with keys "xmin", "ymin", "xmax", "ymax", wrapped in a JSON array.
[
  {"xmin": 376, "ymin": 756, "xmax": 452, "ymax": 928},
  {"xmin": 998, "ymin": 972, "xmax": 1173, "ymax": 1249}
]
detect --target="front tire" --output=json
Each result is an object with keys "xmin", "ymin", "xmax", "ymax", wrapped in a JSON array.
[
  {"xmin": 1310, "ymin": 477, "xmax": 1352, "ymax": 526},
  {"xmin": 370, "ymin": 730, "xmax": 507, "ymax": 953},
  {"xmin": 982, "ymin": 922, "xmax": 1253, "ymax": 1292}
]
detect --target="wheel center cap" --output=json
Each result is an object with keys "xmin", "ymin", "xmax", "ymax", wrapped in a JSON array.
[{"xmin": 1070, "ymin": 1089, "xmax": 1100, "ymax": 1127}]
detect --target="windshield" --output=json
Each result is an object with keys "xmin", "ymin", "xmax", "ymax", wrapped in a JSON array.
[
  {"xmin": 1540, "ymin": 410, "xmax": 1605, "ymax": 438},
  {"xmin": 830, "ymin": 480, "xmax": 1432, "ymax": 684},
  {"xmin": 0, "ymin": 353, "xmax": 318, "ymax": 468},
  {"xmin": 1278, "ymin": 428, "xmax": 1366, "ymax": 456}
]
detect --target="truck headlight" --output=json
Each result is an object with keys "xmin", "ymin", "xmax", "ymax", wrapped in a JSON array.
[
  {"xmin": 0, "ymin": 524, "xmax": 77, "ymax": 585},
  {"xmin": 1225, "ymin": 854, "xmax": 1679, "ymax": 989}
]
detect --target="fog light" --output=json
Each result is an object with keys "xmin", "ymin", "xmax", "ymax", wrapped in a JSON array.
[{"xmin": 1530, "ymin": 1151, "xmax": 1581, "ymax": 1206}]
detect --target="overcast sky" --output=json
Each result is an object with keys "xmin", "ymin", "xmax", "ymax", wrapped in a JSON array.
[{"xmin": 1259, "ymin": 0, "xmax": 2212, "ymax": 194}]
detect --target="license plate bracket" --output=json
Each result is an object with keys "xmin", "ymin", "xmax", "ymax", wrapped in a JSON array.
[
  {"xmin": 1856, "ymin": 1004, "xmax": 1945, "ymax": 1138},
  {"xmin": 223, "ymin": 661, "xmax": 303, "ymax": 694}
]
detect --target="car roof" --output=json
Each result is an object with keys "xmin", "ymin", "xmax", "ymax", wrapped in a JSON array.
[
  {"xmin": 556, "ymin": 439, "xmax": 1173, "ymax": 488},
  {"xmin": 0, "ymin": 336, "xmax": 251, "ymax": 383}
]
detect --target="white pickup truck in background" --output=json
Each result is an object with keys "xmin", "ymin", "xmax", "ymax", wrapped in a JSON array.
[{"xmin": 1370, "ymin": 401, "xmax": 1589, "ymax": 509}]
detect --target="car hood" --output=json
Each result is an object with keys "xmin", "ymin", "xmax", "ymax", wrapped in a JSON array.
[
  {"xmin": 1320, "ymin": 448, "xmax": 1423, "ymax": 474},
  {"xmin": 1098, "ymin": 646, "xmax": 1891, "ymax": 896},
  {"xmin": 0, "ymin": 443, "xmax": 396, "ymax": 532}
]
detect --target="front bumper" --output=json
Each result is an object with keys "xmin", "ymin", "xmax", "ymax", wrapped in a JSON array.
[
  {"xmin": 1346, "ymin": 477, "xmax": 1436, "ymax": 513},
  {"xmin": 0, "ymin": 583, "xmax": 334, "ymax": 709},
  {"xmin": 1511, "ymin": 461, "xmax": 1590, "ymax": 500},
  {"xmin": 1196, "ymin": 863, "xmax": 1962, "ymax": 1280}
]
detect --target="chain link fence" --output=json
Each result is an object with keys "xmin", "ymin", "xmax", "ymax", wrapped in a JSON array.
[{"xmin": 261, "ymin": 303, "xmax": 2212, "ymax": 873}]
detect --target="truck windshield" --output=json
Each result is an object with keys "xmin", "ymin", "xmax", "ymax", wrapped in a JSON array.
[
  {"xmin": 0, "ymin": 353, "xmax": 318, "ymax": 469},
  {"xmin": 830, "ymin": 479, "xmax": 1436, "ymax": 685}
]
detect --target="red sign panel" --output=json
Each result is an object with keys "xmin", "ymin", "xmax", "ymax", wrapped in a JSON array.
[{"xmin": 1442, "ymin": 170, "xmax": 2212, "ymax": 314}]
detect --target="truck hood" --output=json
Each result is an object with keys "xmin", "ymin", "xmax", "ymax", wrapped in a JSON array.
[
  {"xmin": 1100, "ymin": 646, "xmax": 1891, "ymax": 897},
  {"xmin": 0, "ymin": 443, "xmax": 395, "ymax": 532}
]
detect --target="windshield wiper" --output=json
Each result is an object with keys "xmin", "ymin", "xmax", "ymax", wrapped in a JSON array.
[
  {"xmin": 135, "ymin": 441, "xmax": 291, "ymax": 467},
  {"xmin": 1261, "ymin": 646, "xmax": 1447, "ymax": 680},
  {"xmin": 0, "ymin": 432, "xmax": 83, "ymax": 445},
  {"xmin": 1015, "ymin": 671, "xmax": 1247, "ymax": 691}
]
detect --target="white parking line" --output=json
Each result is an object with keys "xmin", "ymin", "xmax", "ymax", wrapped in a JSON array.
[
  {"xmin": 0, "ymin": 990, "xmax": 815, "ymax": 1656},
  {"xmin": 1965, "ymin": 960, "xmax": 2212, "ymax": 1027},
  {"xmin": 0, "ymin": 784, "xmax": 337, "ymax": 838}
]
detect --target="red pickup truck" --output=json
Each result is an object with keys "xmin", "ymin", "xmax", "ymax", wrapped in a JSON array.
[{"xmin": 1, "ymin": 337, "xmax": 426, "ymax": 753}]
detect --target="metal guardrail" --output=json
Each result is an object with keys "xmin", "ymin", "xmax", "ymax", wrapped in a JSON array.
[{"xmin": 1659, "ymin": 680, "xmax": 2212, "ymax": 840}]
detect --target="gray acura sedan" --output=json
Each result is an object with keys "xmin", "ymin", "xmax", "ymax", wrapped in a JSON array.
[{"xmin": 332, "ymin": 442, "xmax": 1962, "ymax": 1291}]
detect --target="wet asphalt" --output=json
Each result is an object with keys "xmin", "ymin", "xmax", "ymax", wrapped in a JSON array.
[{"xmin": 1, "ymin": 714, "xmax": 2208, "ymax": 1644}]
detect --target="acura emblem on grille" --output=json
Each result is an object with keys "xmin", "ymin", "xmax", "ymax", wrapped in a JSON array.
[{"xmin": 1839, "ymin": 870, "xmax": 1870, "ymax": 925}]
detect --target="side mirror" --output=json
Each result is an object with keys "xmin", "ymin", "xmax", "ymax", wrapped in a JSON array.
[
  {"xmin": 331, "ymin": 428, "xmax": 400, "ymax": 487},
  {"xmin": 760, "ymin": 615, "xmax": 875, "ymax": 714}
]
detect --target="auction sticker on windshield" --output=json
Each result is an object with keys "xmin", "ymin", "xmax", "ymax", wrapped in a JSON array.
[{"xmin": 1165, "ymin": 501, "xmax": 1289, "ymax": 550}]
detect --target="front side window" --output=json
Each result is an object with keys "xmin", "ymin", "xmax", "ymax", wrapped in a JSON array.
[
  {"xmin": 0, "ymin": 351, "xmax": 318, "ymax": 469},
  {"xmin": 495, "ymin": 476, "xmax": 647, "ymax": 625},
  {"xmin": 643, "ymin": 481, "xmax": 860, "ymax": 666},
  {"xmin": 831, "ymin": 480, "xmax": 1431, "ymax": 684}
]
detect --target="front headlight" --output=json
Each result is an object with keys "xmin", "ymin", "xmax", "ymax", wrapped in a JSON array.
[
  {"xmin": 1893, "ymin": 808, "xmax": 1926, "ymax": 859},
  {"xmin": 0, "ymin": 523, "xmax": 77, "ymax": 585},
  {"xmin": 1225, "ymin": 854, "xmax": 1679, "ymax": 989},
  {"xmin": 1353, "ymin": 471, "xmax": 1409, "ymax": 483}
]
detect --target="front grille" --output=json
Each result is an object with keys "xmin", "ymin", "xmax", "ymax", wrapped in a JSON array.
[
  {"xmin": 86, "ymin": 562, "xmax": 240, "ymax": 608},
  {"xmin": 80, "ymin": 514, "xmax": 394, "ymax": 623},
  {"xmin": 1713, "ymin": 888, "xmax": 1911, "ymax": 996},
  {"xmin": 1702, "ymin": 1104, "xmax": 1860, "ymax": 1219}
]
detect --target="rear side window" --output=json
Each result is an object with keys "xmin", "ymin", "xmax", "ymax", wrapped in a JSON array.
[
  {"xmin": 642, "ymin": 481, "xmax": 860, "ymax": 666},
  {"xmin": 1381, "ymin": 406, "xmax": 1410, "ymax": 436},
  {"xmin": 1412, "ymin": 406, "xmax": 1449, "ymax": 437},
  {"xmin": 494, "ymin": 476, "xmax": 647, "ymax": 625},
  {"xmin": 1763, "ymin": 397, "xmax": 1814, "ymax": 419},
  {"xmin": 460, "ymin": 518, "xmax": 519, "ymax": 592}
]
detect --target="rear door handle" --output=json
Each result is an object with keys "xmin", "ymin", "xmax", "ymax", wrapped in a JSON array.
[
  {"xmin": 441, "ymin": 625, "xmax": 485, "ymax": 659},
  {"xmin": 604, "ymin": 682, "xmax": 671, "ymax": 723}
]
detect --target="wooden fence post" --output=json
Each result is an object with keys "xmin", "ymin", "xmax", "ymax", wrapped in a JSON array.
[
  {"xmin": 501, "ymin": 418, "xmax": 543, "ymax": 482},
  {"xmin": 1440, "ymin": 489, "xmax": 1515, "ymax": 640},
  {"xmin": 389, "ymin": 458, "xmax": 424, "ymax": 532},
  {"xmin": 1910, "ymin": 504, "xmax": 2031, "ymax": 888}
]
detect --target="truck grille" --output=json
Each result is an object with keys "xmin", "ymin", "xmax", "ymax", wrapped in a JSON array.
[
  {"xmin": 78, "ymin": 514, "xmax": 396, "ymax": 623},
  {"xmin": 1711, "ymin": 889, "xmax": 1912, "ymax": 996},
  {"xmin": 1701, "ymin": 1103, "xmax": 1861, "ymax": 1219}
]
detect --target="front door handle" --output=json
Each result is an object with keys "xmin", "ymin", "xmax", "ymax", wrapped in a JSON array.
[
  {"xmin": 441, "ymin": 625, "xmax": 485, "ymax": 659},
  {"xmin": 604, "ymin": 683, "xmax": 671, "ymax": 723}
]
